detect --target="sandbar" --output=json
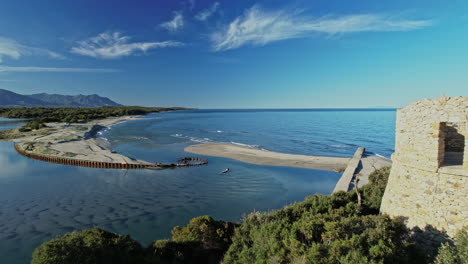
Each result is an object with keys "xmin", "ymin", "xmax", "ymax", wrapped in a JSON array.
[
  {"xmin": 185, "ymin": 143, "xmax": 350, "ymax": 172},
  {"xmin": 3, "ymin": 116, "xmax": 152, "ymax": 165}
]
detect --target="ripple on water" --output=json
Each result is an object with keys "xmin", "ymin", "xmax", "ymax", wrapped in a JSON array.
[{"xmin": 0, "ymin": 132, "xmax": 341, "ymax": 264}]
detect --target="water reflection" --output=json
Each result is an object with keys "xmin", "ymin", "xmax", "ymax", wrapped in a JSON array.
[
  {"xmin": 0, "ymin": 118, "xmax": 27, "ymax": 131},
  {"xmin": 0, "ymin": 141, "xmax": 339, "ymax": 263},
  {"xmin": 0, "ymin": 144, "xmax": 28, "ymax": 178}
]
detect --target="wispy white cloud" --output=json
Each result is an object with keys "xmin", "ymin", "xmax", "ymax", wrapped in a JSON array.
[
  {"xmin": 160, "ymin": 12, "xmax": 184, "ymax": 32},
  {"xmin": 70, "ymin": 32, "xmax": 183, "ymax": 59},
  {"xmin": 212, "ymin": 6, "xmax": 433, "ymax": 51},
  {"xmin": 0, "ymin": 66, "xmax": 118, "ymax": 73},
  {"xmin": 0, "ymin": 37, "xmax": 64, "ymax": 63},
  {"xmin": 195, "ymin": 2, "xmax": 220, "ymax": 21}
]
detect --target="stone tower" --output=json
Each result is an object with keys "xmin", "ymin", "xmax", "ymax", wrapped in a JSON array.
[{"xmin": 380, "ymin": 96, "xmax": 467, "ymax": 242}]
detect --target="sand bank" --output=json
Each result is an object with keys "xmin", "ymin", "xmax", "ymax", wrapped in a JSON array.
[
  {"xmin": 185, "ymin": 143, "xmax": 351, "ymax": 172},
  {"xmin": 10, "ymin": 116, "xmax": 152, "ymax": 165},
  {"xmin": 185, "ymin": 143, "xmax": 392, "ymax": 185}
]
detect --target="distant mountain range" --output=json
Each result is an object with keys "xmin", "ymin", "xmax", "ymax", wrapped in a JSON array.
[{"xmin": 0, "ymin": 89, "xmax": 122, "ymax": 107}]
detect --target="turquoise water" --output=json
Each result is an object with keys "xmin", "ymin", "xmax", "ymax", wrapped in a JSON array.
[{"xmin": 0, "ymin": 109, "xmax": 395, "ymax": 263}]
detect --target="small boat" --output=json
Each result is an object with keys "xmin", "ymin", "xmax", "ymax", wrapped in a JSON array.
[{"xmin": 220, "ymin": 168, "xmax": 230, "ymax": 174}]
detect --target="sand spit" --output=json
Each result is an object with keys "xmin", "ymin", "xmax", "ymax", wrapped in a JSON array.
[
  {"xmin": 11, "ymin": 116, "xmax": 152, "ymax": 166},
  {"xmin": 185, "ymin": 143, "xmax": 351, "ymax": 172},
  {"xmin": 185, "ymin": 143, "xmax": 392, "ymax": 181}
]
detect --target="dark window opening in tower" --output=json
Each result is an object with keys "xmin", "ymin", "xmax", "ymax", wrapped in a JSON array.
[{"xmin": 442, "ymin": 122, "xmax": 465, "ymax": 166}]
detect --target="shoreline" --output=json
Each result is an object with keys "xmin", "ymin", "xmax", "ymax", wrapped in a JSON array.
[
  {"xmin": 4, "ymin": 115, "xmax": 209, "ymax": 169},
  {"xmin": 2, "ymin": 115, "xmax": 391, "ymax": 175},
  {"xmin": 8, "ymin": 116, "xmax": 154, "ymax": 166},
  {"xmin": 185, "ymin": 143, "xmax": 351, "ymax": 172},
  {"xmin": 185, "ymin": 143, "xmax": 392, "ymax": 181}
]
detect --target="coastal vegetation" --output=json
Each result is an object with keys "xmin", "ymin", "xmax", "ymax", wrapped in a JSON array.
[
  {"xmin": 32, "ymin": 216, "xmax": 238, "ymax": 264},
  {"xmin": 31, "ymin": 228, "xmax": 145, "ymax": 264},
  {"xmin": 0, "ymin": 106, "xmax": 189, "ymax": 123},
  {"xmin": 0, "ymin": 106, "xmax": 189, "ymax": 140},
  {"xmin": 434, "ymin": 227, "xmax": 467, "ymax": 264},
  {"xmin": 18, "ymin": 120, "xmax": 46, "ymax": 132},
  {"xmin": 32, "ymin": 167, "xmax": 456, "ymax": 264}
]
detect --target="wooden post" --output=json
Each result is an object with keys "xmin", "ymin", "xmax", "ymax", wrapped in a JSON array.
[{"xmin": 354, "ymin": 177, "xmax": 362, "ymax": 210}]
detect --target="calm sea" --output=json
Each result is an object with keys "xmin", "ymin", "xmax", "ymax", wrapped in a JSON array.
[{"xmin": 0, "ymin": 109, "xmax": 395, "ymax": 263}]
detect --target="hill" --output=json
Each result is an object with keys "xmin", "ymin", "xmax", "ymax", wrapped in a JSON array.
[
  {"xmin": 0, "ymin": 89, "xmax": 47, "ymax": 107},
  {"xmin": 0, "ymin": 89, "xmax": 122, "ymax": 107},
  {"xmin": 28, "ymin": 93, "xmax": 122, "ymax": 107}
]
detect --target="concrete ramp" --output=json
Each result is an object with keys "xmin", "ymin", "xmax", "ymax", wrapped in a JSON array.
[{"xmin": 333, "ymin": 147, "xmax": 365, "ymax": 193}]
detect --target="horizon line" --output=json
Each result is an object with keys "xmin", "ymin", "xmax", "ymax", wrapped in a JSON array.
[{"xmin": 181, "ymin": 107, "xmax": 398, "ymax": 110}]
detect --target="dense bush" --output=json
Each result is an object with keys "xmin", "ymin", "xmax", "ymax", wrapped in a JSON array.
[
  {"xmin": 31, "ymin": 227, "xmax": 145, "ymax": 264},
  {"xmin": 18, "ymin": 120, "xmax": 47, "ymax": 132},
  {"xmin": 360, "ymin": 166, "xmax": 391, "ymax": 214},
  {"xmin": 434, "ymin": 226, "xmax": 468, "ymax": 264},
  {"xmin": 30, "ymin": 217, "xmax": 238, "ymax": 264},
  {"xmin": 171, "ymin": 215, "xmax": 238, "ymax": 249},
  {"xmin": 148, "ymin": 216, "xmax": 239, "ymax": 264}
]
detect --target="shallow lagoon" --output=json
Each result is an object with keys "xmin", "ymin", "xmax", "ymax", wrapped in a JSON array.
[
  {"xmin": 0, "ymin": 142, "xmax": 339, "ymax": 263},
  {"xmin": 0, "ymin": 109, "xmax": 395, "ymax": 263}
]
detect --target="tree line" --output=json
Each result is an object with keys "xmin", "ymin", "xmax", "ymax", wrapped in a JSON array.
[{"xmin": 0, "ymin": 106, "xmax": 190, "ymax": 127}]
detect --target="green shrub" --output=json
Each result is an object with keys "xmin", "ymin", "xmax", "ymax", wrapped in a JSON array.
[
  {"xmin": 148, "ymin": 216, "xmax": 239, "ymax": 264},
  {"xmin": 171, "ymin": 215, "xmax": 238, "ymax": 250},
  {"xmin": 149, "ymin": 240, "xmax": 193, "ymax": 264},
  {"xmin": 360, "ymin": 166, "xmax": 391, "ymax": 214},
  {"xmin": 457, "ymin": 227, "xmax": 468, "ymax": 264},
  {"xmin": 223, "ymin": 208, "xmax": 416, "ymax": 264},
  {"xmin": 434, "ymin": 226, "xmax": 468, "ymax": 264},
  {"xmin": 434, "ymin": 243, "xmax": 459, "ymax": 264},
  {"xmin": 31, "ymin": 227, "xmax": 145, "ymax": 264},
  {"xmin": 18, "ymin": 126, "xmax": 32, "ymax": 132},
  {"xmin": 18, "ymin": 119, "xmax": 46, "ymax": 132}
]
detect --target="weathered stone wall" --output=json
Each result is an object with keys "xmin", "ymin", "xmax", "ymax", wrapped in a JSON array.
[
  {"xmin": 380, "ymin": 96, "xmax": 468, "ymax": 243},
  {"xmin": 381, "ymin": 162, "xmax": 467, "ymax": 240}
]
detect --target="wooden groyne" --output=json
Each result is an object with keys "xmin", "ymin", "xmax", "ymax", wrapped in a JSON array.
[{"xmin": 14, "ymin": 144, "xmax": 208, "ymax": 170}]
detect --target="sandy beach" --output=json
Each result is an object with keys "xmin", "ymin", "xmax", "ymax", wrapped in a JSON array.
[
  {"xmin": 6, "ymin": 116, "xmax": 152, "ymax": 165},
  {"xmin": 185, "ymin": 143, "xmax": 392, "ymax": 184},
  {"xmin": 185, "ymin": 143, "xmax": 351, "ymax": 172}
]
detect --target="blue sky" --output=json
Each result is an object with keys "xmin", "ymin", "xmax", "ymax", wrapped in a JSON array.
[{"xmin": 0, "ymin": 0, "xmax": 466, "ymax": 108}]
